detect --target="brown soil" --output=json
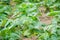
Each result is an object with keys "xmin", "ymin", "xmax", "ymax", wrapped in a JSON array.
[
  {"xmin": 39, "ymin": 6, "xmax": 53, "ymax": 25},
  {"xmin": 22, "ymin": 36, "xmax": 37, "ymax": 40},
  {"xmin": 39, "ymin": 13, "xmax": 53, "ymax": 25},
  {"xmin": 22, "ymin": 38, "xmax": 31, "ymax": 40}
]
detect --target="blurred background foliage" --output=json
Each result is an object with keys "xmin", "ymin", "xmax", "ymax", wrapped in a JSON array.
[{"xmin": 0, "ymin": 0, "xmax": 60, "ymax": 40}]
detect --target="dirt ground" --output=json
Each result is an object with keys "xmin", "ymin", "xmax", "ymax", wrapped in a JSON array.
[
  {"xmin": 40, "ymin": 13, "xmax": 52, "ymax": 25},
  {"xmin": 39, "ymin": 6, "xmax": 53, "ymax": 25},
  {"xmin": 22, "ymin": 36, "xmax": 37, "ymax": 40}
]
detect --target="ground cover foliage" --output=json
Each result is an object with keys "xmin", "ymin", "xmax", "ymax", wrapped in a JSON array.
[{"xmin": 0, "ymin": 0, "xmax": 60, "ymax": 40}]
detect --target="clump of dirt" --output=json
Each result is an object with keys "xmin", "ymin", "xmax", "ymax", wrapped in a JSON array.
[
  {"xmin": 39, "ymin": 14, "xmax": 53, "ymax": 25},
  {"xmin": 22, "ymin": 36, "xmax": 37, "ymax": 40},
  {"xmin": 22, "ymin": 38, "xmax": 31, "ymax": 40},
  {"xmin": 39, "ymin": 6, "xmax": 53, "ymax": 25}
]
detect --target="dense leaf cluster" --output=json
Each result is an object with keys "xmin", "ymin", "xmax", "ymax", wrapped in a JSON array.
[{"xmin": 0, "ymin": 0, "xmax": 60, "ymax": 40}]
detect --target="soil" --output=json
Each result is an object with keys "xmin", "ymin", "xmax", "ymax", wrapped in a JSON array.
[
  {"xmin": 22, "ymin": 36, "xmax": 37, "ymax": 40},
  {"xmin": 39, "ymin": 6, "xmax": 53, "ymax": 25},
  {"xmin": 39, "ymin": 13, "xmax": 53, "ymax": 25}
]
